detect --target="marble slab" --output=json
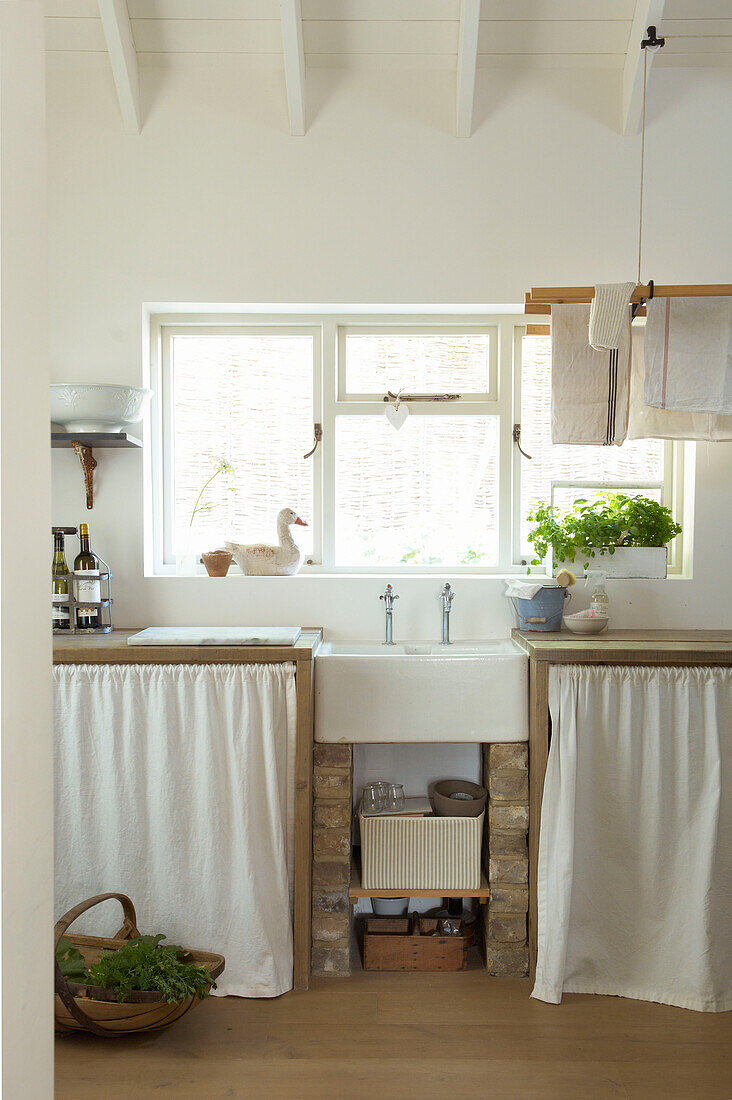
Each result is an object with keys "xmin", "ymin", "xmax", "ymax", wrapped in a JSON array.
[{"xmin": 127, "ymin": 627, "xmax": 302, "ymax": 646}]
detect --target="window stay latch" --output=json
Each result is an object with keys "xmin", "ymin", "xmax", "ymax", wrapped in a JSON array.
[
  {"xmin": 513, "ymin": 423, "xmax": 532, "ymax": 460},
  {"xmin": 383, "ymin": 391, "xmax": 460, "ymax": 403},
  {"xmin": 303, "ymin": 423, "xmax": 323, "ymax": 460}
]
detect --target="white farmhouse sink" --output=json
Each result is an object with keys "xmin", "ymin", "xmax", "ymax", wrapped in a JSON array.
[{"xmin": 314, "ymin": 640, "xmax": 528, "ymax": 744}]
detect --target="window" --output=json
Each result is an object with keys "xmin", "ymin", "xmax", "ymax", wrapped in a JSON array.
[
  {"xmin": 153, "ymin": 325, "xmax": 319, "ymax": 570},
  {"xmin": 518, "ymin": 332, "xmax": 670, "ymax": 561},
  {"xmin": 148, "ymin": 313, "xmax": 688, "ymax": 575},
  {"xmin": 334, "ymin": 326, "xmax": 499, "ymax": 567}
]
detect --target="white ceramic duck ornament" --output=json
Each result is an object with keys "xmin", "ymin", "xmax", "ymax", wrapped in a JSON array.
[{"xmin": 226, "ymin": 508, "xmax": 308, "ymax": 576}]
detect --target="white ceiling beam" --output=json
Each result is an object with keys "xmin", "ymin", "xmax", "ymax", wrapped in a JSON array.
[
  {"xmin": 280, "ymin": 0, "xmax": 306, "ymax": 136},
  {"xmin": 456, "ymin": 0, "xmax": 481, "ymax": 138},
  {"xmin": 622, "ymin": 0, "xmax": 666, "ymax": 136},
  {"xmin": 97, "ymin": 0, "xmax": 141, "ymax": 134}
]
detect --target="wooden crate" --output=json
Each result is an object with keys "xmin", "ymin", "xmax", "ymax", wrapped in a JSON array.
[{"xmin": 363, "ymin": 914, "xmax": 468, "ymax": 972}]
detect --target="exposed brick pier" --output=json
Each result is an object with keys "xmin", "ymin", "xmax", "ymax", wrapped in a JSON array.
[{"xmin": 311, "ymin": 741, "xmax": 530, "ymax": 979}]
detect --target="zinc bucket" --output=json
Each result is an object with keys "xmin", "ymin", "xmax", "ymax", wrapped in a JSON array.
[{"xmin": 512, "ymin": 586, "xmax": 569, "ymax": 631}]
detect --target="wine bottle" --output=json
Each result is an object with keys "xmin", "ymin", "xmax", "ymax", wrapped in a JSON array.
[
  {"xmin": 52, "ymin": 531, "xmax": 70, "ymax": 630},
  {"xmin": 74, "ymin": 523, "xmax": 101, "ymax": 629}
]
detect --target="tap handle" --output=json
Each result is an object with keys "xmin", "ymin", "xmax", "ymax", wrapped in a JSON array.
[
  {"xmin": 380, "ymin": 584, "xmax": 399, "ymax": 607},
  {"xmin": 440, "ymin": 582, "xmax": 454, "ymax": 607}
]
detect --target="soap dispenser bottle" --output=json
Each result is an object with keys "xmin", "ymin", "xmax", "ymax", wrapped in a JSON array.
[{"xmin": 588, "ymin": 570, "xmax": 610, "ymax": 617}]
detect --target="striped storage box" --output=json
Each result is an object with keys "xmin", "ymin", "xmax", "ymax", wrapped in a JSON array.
[{"xmin": 360, "ymin": 811, "xmax": 484, "ymax": 891}]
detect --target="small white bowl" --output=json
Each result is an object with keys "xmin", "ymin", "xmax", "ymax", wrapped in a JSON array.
[
  {"xmin": 563, "ymin": 613, "xmax": 609, "ymax": 635},
  {"xmin": 372, "ymin": 897, "xmax": 410, "ymax": 917},
  {"xmin": 50, "ymin": 384, "xmax": 152, "ymax": 433}
]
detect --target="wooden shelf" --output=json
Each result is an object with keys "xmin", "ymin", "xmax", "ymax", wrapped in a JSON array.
[
  {"xmin": 349, "ymin": 861, "xmax": 490, "ymax": 903},
  {"xmin": 51, "ymin": 431, "xmax": 141, "ymax": 449}
]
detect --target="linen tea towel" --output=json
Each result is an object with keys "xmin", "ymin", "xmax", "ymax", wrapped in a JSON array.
[
  {"xmin": 551, "ymin": 303, "xmax": 630, "ymax": 445},
  {"xmin": 644, "ymin": 296, "xmax": 732, "ymax": 415}
]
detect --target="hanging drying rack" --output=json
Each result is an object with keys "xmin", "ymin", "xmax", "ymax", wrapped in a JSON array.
[
  {"xmin": 524, "ymin": 25, "xmax": 732, "ymax": 320},
  {"xmin": 524, "ymin": 283, "xmax": 732, "ymax": 316}
]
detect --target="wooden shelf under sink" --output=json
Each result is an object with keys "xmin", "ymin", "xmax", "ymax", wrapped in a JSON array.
[{"xmin": 349, "ymin": 859, "xmax": 490, "ymax": 903}]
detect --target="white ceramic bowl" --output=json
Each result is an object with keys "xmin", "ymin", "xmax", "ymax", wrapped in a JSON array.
[
  {"xmin": 372, "ymin": 897, "xmax": 410, "ymax": 917},
  {"xmin": 50, "ymin": 384, "xmax": 152, "ymax": 432},
  {"xmin": 563, "ymin": 613, "xmax": 609, "ymax": 635}
]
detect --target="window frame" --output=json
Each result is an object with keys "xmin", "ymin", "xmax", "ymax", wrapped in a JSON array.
[
  {"xmin": 337, "ymin": 323, "xmax": 499, "ymax": 402},
  {"xmin": 148, "ymin": 317, "xmax": 323, "ymax": 576},
  {"xmin": 146, "ymin": 311, "xmax": 690, "ymax": 577},
  {"xmin": 512, "ymin": 325, "xmax": 690, "ymax": 577}
]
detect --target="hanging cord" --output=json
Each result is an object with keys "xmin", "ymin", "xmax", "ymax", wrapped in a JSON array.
[
  {"xmin": 636, "ymin": 25, "xmax": 729, "ymax": 284},
  {"xmin": 637, "ymin": 46, "xmax": 648, "ymax": 286}
]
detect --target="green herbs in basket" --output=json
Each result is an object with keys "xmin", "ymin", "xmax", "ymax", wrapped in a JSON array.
[
  {"xmin": 57, "ymin": 934, "xmax": 216, "ymax": 1004},
  {"xmin": 57, "ymin": 937, "xmax": 89, "ymax": 983}
]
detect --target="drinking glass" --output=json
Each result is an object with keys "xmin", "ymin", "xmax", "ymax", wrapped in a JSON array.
[
  {"xmin": 385, "ymin": 783, "xmax": 405, "ymax": 812},
  {"xmin": 362, "ymin": 784, "xmax": 380, "ymax": 814},
  {"xmin": 374, "ymin": 781, "xmax": 389, "ymax": 810}
]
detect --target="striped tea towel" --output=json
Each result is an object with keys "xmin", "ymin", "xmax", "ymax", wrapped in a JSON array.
[
  {"xmin": 589, "ymin": 282, "xmax": 635, "ymax": 350},
  {"xmin": 628, "ymin": 328, "xmax": 732, "ymax": 441},
  {"xmin": 644, "ymin": 296, "xmax": 732, "ymax": 415},
  {"xmin": 551, "ymin": 303, "xmax": 630, "ymax": 445}
]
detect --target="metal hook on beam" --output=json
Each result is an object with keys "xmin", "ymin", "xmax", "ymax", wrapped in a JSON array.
[{"xmin": 641, "ymin": 25, "xmax": 665, "ymax": 50}]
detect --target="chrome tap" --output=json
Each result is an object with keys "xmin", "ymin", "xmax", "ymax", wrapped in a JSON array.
[
  {"xmin": 379, "ymin": 584, "xmax": 399, "ymax": 645},
  {"xmin": 439, "ymin": 582, "xmax": 455, "ymax": 645}
]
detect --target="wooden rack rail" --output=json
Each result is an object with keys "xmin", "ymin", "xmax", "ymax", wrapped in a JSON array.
[{"xmin": 524, "ymin": 283, "xmax": 732, "ymax": 316}]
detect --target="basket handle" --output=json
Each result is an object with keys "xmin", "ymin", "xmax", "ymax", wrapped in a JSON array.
[
  {"xmin": 54, "ymin": 893, "xmax": 141, "ymax": 1038},
  {"xmin": 54, "ymin": 892, "xmax": 140, "ymax": 951}
]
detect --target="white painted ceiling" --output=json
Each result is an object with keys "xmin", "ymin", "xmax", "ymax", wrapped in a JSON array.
[{"xmin": 44, "ymin": 1, "xmax": 732, "ymax": 70}]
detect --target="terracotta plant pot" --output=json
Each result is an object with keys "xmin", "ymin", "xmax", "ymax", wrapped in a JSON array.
[{"xmin": 201, "ymin": 549, "xmax": 233, "ymax": 577}]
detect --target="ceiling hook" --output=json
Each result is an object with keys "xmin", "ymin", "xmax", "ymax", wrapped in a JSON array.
[{"xmin": 641, "ymin": 25, "xmax": 665, "ymax": 50}]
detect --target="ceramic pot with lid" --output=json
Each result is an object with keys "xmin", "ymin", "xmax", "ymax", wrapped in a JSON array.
[{"xmin": 430, "ymin": 779, "xmax": 487, "ymax": 818}]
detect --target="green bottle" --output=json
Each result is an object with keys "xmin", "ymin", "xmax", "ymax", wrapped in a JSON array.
[{"xmin": 52, "ymin": 531, "xmax": 70, "ymax": 630}]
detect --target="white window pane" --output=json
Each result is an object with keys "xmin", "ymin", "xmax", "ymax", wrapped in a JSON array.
[
  {"xmin": 345, "ymin": 333, "xmax": 491, "ymax": 394},
  {"xmin": 335, "ymin": 415, "xmax": 499, "ymax": 566},
  {"xmin": 520, "ymin": 335, "xmax": 664, "ymax": 555},
  {"xmin": 172, "ymin": 335, "xmax": 313, "ymax": 555}
]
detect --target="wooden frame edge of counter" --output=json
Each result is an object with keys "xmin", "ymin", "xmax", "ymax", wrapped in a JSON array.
[
  {"xmin": 528, "ymin": 659, "xmax": 549, "ymax": 983},
  {"xmin": 517, "ymin": 649, "xmax": 732, "ymax": 666},
  {"xmin": 52, "ymin": 630, "xmax": 323, "ymax": 665},
  {"xmin": 294, "ymin": 656, "xmax": 314, "ymax": 991},
  {"xmin": 511, "ymin": 629, "xmax": 732, "ymax": 666}
]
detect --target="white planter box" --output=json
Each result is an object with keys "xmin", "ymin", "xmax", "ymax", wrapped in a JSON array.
[
  {"xmin": 360, "ymin": 810, "xmax": 483, "ymax": 891},
  {"xmin": 554, "ymin": 547, "xmax": 667, "ymax": 579}
]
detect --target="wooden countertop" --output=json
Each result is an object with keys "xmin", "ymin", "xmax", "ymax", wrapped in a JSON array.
[
  {"xmin": 512, "ymin": 629, "xmax": 732, "ymax": 664},
  {"xmin": 53, "ymin": 628, "xmax": 323, "ymax": 665}
]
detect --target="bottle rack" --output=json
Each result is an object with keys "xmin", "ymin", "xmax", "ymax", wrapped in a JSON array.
[{"xmin": 53, "ymin": 555, "xmax": 114, "ymax": 635}]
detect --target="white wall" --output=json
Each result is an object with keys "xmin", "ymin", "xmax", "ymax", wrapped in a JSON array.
[
  {"xmin": 47, "ymin": 61, "xmax": 732, "ymax": 638},
  {"xmin": 2, "ymin": 4, "xmax": 54, "ymax": 1095}
]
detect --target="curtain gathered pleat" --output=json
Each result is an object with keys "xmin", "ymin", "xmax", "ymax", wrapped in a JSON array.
[
  {"xmin": 54, "ymin": 662, "xmax": 297, "ymax": 998},
  {"xmin": 533, "ymin": 664, "xmax": 731, "ymax": 1012}
]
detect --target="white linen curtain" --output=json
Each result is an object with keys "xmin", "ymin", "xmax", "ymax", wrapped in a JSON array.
[
  {"xmin": 533, "ymin": 664, "xmax": 731, "ymax": 1012},
  {"xmin": 54, "ymin": 662, "xmax": 297, "ymax": 998}
]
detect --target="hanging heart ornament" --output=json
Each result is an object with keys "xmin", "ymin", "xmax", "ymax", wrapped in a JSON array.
[{"xmin": 385, "ymin": 394, "xmax": 409, "ymax": 430}]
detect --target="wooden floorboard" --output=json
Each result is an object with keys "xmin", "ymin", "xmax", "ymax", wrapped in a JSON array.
[{"xmin": 55, "ymin": 974, "xmax": 732, "ymax": 1099}]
